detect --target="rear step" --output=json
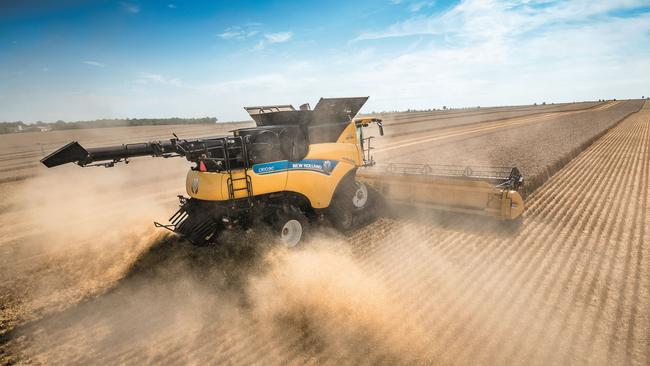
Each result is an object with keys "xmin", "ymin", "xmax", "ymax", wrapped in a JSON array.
[{"xmin": 155, "ymin": 196, "xmax": 221, "ymax": 245}]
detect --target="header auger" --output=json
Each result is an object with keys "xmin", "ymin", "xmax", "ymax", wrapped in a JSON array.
[{"xmin": 41, "ymin": 97, "xmax": 524, "ymax": 247}]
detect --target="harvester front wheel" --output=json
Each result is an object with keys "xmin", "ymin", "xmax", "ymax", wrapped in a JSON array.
[
  {"xmin": 328, "ymin": 178, "xmax": 375, "ymax": 231},
  {"xmin": 352, "ymin": 181, "xmax": 369, "ymax": 208},
  {"xmin": 273, "ymin": 205, "xmax": 309, "ymax": 248}
]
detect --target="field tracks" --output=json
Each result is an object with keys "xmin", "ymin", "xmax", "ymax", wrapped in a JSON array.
[
  {"xmin": 374, "ymin": 100, "xmax": 627, "ymax": 158},
  {"xmin": 524, "ymin": 102, "xmax": 643, "ymax": 195}
]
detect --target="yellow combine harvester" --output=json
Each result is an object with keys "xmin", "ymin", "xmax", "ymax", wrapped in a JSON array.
[{"xmin": 41, "ymin": 97, "xmax": 524, "ymax": 246}]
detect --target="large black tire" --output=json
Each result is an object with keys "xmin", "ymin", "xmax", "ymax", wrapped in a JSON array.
[
  {"xmin": 272, "ymin": 205, "xmax": 310, "ymax": 248},
  {"xmin": 328, "ymin": 177, "xmax": 377, "ymax": 231}
]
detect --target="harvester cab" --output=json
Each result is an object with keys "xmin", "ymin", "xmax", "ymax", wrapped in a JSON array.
[
  {"xmin": 354, "ymin": 117, "xmax": 384, "ymax": 166},
  {"xmin": 40, "ymin": 96, "xmax": 525, "ymax": 248}
]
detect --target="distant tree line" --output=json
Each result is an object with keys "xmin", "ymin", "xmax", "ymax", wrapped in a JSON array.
[
  {"xmin": 367, "ymin": 106, "xmax": 484, "ymax": 114},
  {"xmin": 0, "ymin": 117, "xmax": 218, "ymax": 134}
]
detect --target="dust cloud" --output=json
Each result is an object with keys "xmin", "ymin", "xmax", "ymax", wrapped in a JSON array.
[
  {"xmin": 0, "ymin": 157, "xmax": 187, "ymax": 328},
  {"xmin": 247, "ymin": 240, "xmax": 431, "ymax": 364},
  {"xmin": 7, "ymin": 225, "xmax": 437, "ymax": 364}
]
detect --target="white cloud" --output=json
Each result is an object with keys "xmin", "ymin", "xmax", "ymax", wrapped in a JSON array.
[
  {"xmin": 254, "ymin": 31, "xmax": 293, "ymax": 50},
  {"xmin": 218, "ymin": 30, "xmax": 245, "ymax": 39},
  {"xmin": 83, "ymin": 60, "xmax": 106, "ymax": 68},
  {"xmin": 217, "ymin": 26, "xmax": 289, "ymax": 50},
  {"xmin": 264, "ymin": 31, "xmax": 292, "ymax": 43},
  {"xmin": 218, "ymin": 25, "xmax": 260, "ymax": 40},
  {"xmin": 409, "ymin": 1, "xmax": 435, "ymax": 12},
  {"xmin": 338, "ymin": 0, "xmax": 650, "ymax": 111},
  {"xmin": 355, "ymin": 0, "xmax": 648, "ymax": 41},
  {"xmin": 167, "ymin": 4, "xmax": 176, "ymax": 9},
  {"xmin": 120, "ymin": 2, "xmax": 140, "ymax": 14}
]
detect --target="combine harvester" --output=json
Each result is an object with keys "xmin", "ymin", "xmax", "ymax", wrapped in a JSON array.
[{"xmin": 41, "ymin": 97, "xmax": 524, "ymax": 246}]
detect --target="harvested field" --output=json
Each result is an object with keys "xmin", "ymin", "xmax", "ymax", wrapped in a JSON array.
[
  {"xmin": 375, "ymin": 101, "xmax": 602, "ymax": 137},
  {"xmin": 376, "ymin": 100, "xmax": 644, "ymax": 193},
  {"xmin": 1, "ymin": 100, "xmax": 648, "ymax": 365}
]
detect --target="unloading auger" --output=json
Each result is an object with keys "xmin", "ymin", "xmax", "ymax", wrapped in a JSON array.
[{"xmin": 41, "ymin": 97, "xmax": 524, "ymax": 247}]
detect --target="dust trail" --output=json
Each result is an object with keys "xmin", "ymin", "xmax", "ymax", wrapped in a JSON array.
[
  {"xmin": 18, "ymin": 238, "xmax": 248, "ymax": 365},
  {"xmin": 246, "ymin": 239, "xmax": 431, "ymax": 364},
  {"xmin": 0, "ymin": 157, "xmax": 187, "ymax": 331},
  {"xmin": 4, "ymin": 209, "xmax": 567, "ymax": 366},
  {"xmin": 4, "ymin": 228, "xmax": 441, "ymax": 365}
]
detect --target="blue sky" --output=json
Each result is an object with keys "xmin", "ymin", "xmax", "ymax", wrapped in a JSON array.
[{"xmin": 1, "ymin": 0, "xmax": 649, "ymax": 122}]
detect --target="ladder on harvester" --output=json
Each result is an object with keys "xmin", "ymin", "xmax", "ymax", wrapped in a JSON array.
[{"xmin": 223, "ymin": 136, "xmax": 253, "ymax": 204}]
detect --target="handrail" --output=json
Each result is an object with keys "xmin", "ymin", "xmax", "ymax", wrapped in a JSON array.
[{"xmin": 368, "ymin": 163, "xmax": 524, "ymax": 191}]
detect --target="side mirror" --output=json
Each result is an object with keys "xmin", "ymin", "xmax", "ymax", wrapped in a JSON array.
[{"xmin": 377, "ymin": 121, "xmax": 384, "ymax": 136}]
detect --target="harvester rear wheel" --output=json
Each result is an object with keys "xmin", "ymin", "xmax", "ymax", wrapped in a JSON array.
[{"xmin": 273, "ymin": 205, "xmax": 310, "ymax": 248}]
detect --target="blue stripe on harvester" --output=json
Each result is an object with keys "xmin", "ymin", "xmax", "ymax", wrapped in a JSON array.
[{"xmin": 252, "ymin": 159, "xmax": 338, "ymax": 175}]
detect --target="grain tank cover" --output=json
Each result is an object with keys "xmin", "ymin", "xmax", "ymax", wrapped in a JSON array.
[
  {"xmin": 241, "ymin": 96, "xmax": 369, "ymax": 144},
  {"xmin": 244, "ymin": 97, "xmax": 368, "ymax": 127},
  {"xmin": 312, "ymin": 97, "xmax": 368, "ymax": 121}
]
